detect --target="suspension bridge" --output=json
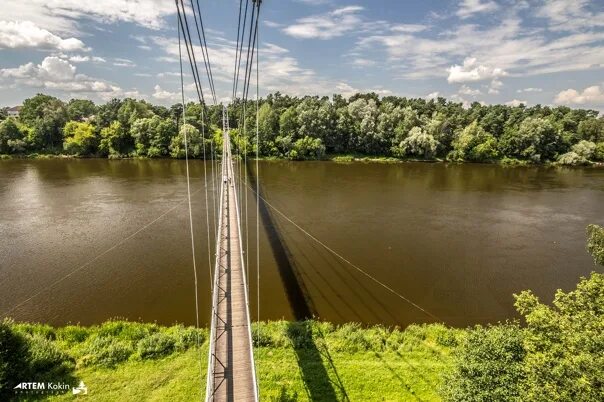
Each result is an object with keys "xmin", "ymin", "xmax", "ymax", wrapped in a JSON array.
[
  {"xmin": 2, "ymin": 1, "xmax": 442, "ymax": 401},
  {"xmin": 205, "ymin": 110, "xmax": 258, "ymax": 401}
]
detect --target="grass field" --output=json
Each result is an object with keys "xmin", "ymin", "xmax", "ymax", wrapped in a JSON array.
[{"xmin": 4, "ymin": 320, "xmax": 460, "ymax": 401}]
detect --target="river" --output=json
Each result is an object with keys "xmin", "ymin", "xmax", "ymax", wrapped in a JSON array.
[{"xmin": 1, "ymin": 159, "xmax": 602, "ymax": 327}]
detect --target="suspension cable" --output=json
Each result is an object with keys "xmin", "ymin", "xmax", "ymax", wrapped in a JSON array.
[
  {"xmin": 178, "ymin": 16, "xmax": 204, "ymax": 400},
  {"xmin": 237, "ymin": 177, "xmax": 442, "ymax": 323}
]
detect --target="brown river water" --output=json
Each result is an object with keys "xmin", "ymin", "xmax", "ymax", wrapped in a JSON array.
[{"xmin": 1, "ymin": 159, "xmax": 602, "ymax": 327}]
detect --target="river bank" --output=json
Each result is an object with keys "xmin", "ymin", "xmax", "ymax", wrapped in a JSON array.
[
  {"xmin": 1, "ymin": 319, "xmax": 457, "ymax": 401},
  {"xmin": 3, "ymin": 152, "xmax": 604, "ymax": 167}
]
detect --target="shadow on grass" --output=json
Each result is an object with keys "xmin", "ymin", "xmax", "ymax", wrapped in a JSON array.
[{"xmin": 286, "ymin": 322, "xmax": 350, "ymax": 402}]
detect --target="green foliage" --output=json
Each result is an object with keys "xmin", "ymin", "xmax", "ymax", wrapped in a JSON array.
[
  {"xmin": 0, "ymin": 319, "xmax": 29, "ymax": 399},
  {"xmin": 514, "ymin": 273, "xmax": 604, "ymax": 402},
  {"xmin": 0, "ymin": 319, "xmax": 75, "ymax": 399},
  {"xmin": 500, "ymin": 117, "xmax": 562, "ymax": 162},
  {"xmin": 449, "ymin": 121, "xmax": 499, "ymax": 162},
  {"xmin": 131, "ymin": 116, "xmax": 175, "ymax": 157},
  {"xmin": 63, "ymin": 121, "xmax": 96, "ymax": 155},
  {"xmin": 572, "ymin": 140, "xmax": 597, "ymax": 160},
  {"xmin": 586, "ymin": 224, "xmax": 604, "ymax": 266},
  {"xmin": 594, "ymin": 142, "xmax": 604, "ymax": 161},
  {"xmin": 137, "ymin": 333, "xmax": 175, "ymax": 360},
  {"xmin": 393, "ymin": 126, "xmax": 439, "ymax": 159},
  {"xmin": 20, "ymin": 94, "xmax": 68, "ymax": 150},
  {"xmin": 82, "ymin": 336, "xmax": 134, "ymax": 367},
  {"xmin": 557, "ymin": 151, "xmax": 589, "ymax": 166},
  {"xmin": 442, "ymin": 324, "xmax": 526, "ymax": 402},
  {"xmin": 288, "ymin": 136, "xmax": 325, "ymax": 160},
  {"xmin": 99, "ymin": 121, "xmax": 131, "ymax": 157},
  {"xmin": 67, "ymin": 99, "xmax": 96, "ymax": 122},
  {"xmin": 5, "ymin": 92, "xmax": 603, "ymax": 163},
  {"xmin": 169, "ymin": 123, "xmax": 204, "ymax": 158},
  {"xmin": 0, "ymin": 118, "xmax": 24, "ymax": 153}
]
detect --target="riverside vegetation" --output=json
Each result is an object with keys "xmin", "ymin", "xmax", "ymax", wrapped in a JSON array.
[
  {"xmin": 1, "ymin": 224, "xmax": 603, "ymax": 401},
  {"xmin": 1, "ymin": 93, "xmax": 604, "ymax": 165}
]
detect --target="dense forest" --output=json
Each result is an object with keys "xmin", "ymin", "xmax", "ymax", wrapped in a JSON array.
[{"xmin": 1, "ymin": 92, "xmax": 604, "ymax": 165}]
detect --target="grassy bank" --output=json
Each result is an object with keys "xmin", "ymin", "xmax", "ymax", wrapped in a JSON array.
[{"xmin": 1, "ymin": 320, "xmax": 459, "ymax": 401}]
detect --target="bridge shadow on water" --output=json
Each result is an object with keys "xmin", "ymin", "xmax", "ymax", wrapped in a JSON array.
[
  {"xmin": 244, "ymin": 161, "xmax": 314, "ymax": 320},
  {"xmin": 286, "ymin": 321, "xmax": 350, "ymax": 402}
]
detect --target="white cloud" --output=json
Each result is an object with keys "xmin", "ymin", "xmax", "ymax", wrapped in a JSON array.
[
  {"xmin": 447, "ymin": 57, "xmax": 507, "ymax": 83},
  {"xmin": 283, "ymin": 6, "xmax": 364, "ymax": 39},
  {"xmin": 0, "ymin": 20, "xmax": 86, "ymax": 51},
  {"xmin": 390, "ymin": 24, "xmax": 427, "ymax": 33},
  {"xmin": 2, "ymin": 0, "xmax": 176, "ymax": 34},
  {"xmin": 506, "ymin": 99, "xmax": 527, "ymax": 107},
  {"xmin": 517, "ymin": 87, "xmax": 542, "ymax": 93},
  {"xmin": 535, "ymin": 0, "xmax": 604, "ymax": 32},
  {"xmin": 456, "ymin": 0, "xmax": 499, "ymax": 19},
  {"xmin": 0, "ymin": 56, "xmax": 122, "ymax": 94},
  {"xmin": 66, "ymin": 55, "xmax": 106, "ymax": 63},
  {"xmin": 113, "ymin": 58, "xmax": 136, "ymax": 68},
  {"xmin": 351, "ymin": 58, "xmax": 376, "ymax": 67},
  {"xmin": 426, "ymin": 91, "xmax": 440, "ymax": 100},
  {"xmin": 555, "ymin": 85, "xmax": 604, "ymax": 105},
  {"xmin": 458, "ymin": 85, "xmax": 481, "ymax": 96},
  {"xmin": 152, "ymin": 85, "xmax": 180, "ymax": 102},
  {"xmin": 335, "ymin": 82, "xmax": 392, "ymax": 97}
]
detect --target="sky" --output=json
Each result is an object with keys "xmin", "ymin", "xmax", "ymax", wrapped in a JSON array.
[{"xmin": 0, "ymin": 0, "xmax": 603, "ymax": 111}]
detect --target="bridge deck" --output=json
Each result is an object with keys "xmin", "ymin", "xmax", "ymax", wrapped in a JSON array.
[{"xmin": 206, "ymin": 127, "xmax": 257, "ymax": 402}]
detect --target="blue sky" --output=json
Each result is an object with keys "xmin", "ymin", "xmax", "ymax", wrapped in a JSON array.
[{"xmin": 0, "ymin": 0, "xmax": 603, "ymax": 111}]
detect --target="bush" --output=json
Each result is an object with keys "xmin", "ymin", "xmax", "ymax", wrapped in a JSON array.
[
  {"xmin": 82, "ymin": 336, "xmax": 134, "ymax": 367},
  {"xmin": 514, "ymin": 273, "xmax": 604, "ymax": 402},
  {"xmin": 557, "ymin": 151, "xmax": 589, "ymax": 166},
  {"xmin": 587, "ymin": 224, "xmax": 604, "ymax": 266},
  {"xmin": 137, "ymin": 333, "xmax": 175, "ymax": 360},
  {"xmin": 572, "ymin": 140, "xmax": 597, "ymax": 160},
  {"xmin": 594, "ymin": 142, "xmax": 604, "ymax": 161},
  {"xmin": 441, "ymin": 324, "xmax": 526, "ymax": 402},
  {"xmin": 0, "ymin": 320, "xmax": 30, "ymax": 399},
  {"xmin": 27, "ymin": 334, "xmax": 74, "ymax": 381}
]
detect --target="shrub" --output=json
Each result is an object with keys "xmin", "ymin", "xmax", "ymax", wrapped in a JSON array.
[
  {"xmin": 515, "ymin": 273, "xmax": 604, "ymax": 402},
  {"xmin": 137, "ymin": 333, "xmax": 175, "ymax": 360},
  {"xmin": 594, "ymin": 142, "xmax": 604, "ymax": 161},
  {"xmin": 441, "ymin": 324, "xmax": 526, "ymax": 402},
  {"xmin": 557, "ymin": 151, "xmax": 589, "ymax": 166},
  {"xmin": 0, "ymin": 320, "xmax": 29, "ymax": 399},
  {"xmin": 57, "ymin": 325, "xmax": 89, "ymax": 345},
  {"xmin": 572, "ymin": 140, "xmax": 597, "ymax": 160},
  {"xmin": 82, "ymin": 336, "xmax": 134, "ymax": 367},
  {"xmin": 587, "ymin": 224, "xmax": 604, "ymax": 266},
  {"xmin": 27, "ymin": 334, "xmax": 74, "ymax": 381}
]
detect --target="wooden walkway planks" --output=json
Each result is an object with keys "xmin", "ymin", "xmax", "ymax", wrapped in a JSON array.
[{"xmin": 206, "ymin": 125, "xmax": 257, "ymax": 402}]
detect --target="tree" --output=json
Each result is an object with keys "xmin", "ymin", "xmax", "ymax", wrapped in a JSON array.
[
  {"xmin": 393, "ymin": 127, "xmax": 439, "ymax": 159},
  {"xmin": 578, "ymin": 118, "xmax": 604, "ymax": 143},
  {"xmin": 586, "ymin": 224, "xmax": 604, "ymax": 266},
  {"xmin": 63, "ymin": 121, "xmax": 96, "ymax": 155},
  {"xmin": 594, "ymin": 143, "xmax": 604, "ymax": 161},
  {"xmin": 449, "ymin": 121, "xmax": 499, "ymax": 162},
  {"xmin": 514, "ymin": 272, "xmax": 604, "ymax": 402},
  {"xmin": 130, "ymin": 116, "xmax": 175, "ymax": 157},
  {"xmin": 117, "ymin": 99, "xmax": 153, "ymax": 131},
  {"xmin": 99, "ymin": 121, "xmax": 131, "ymax": 157},
  {"xmin": 169, "ymin": 123, "xmax": 203, "ymax": 158},
  {"xmin": 442, "ymin": 324, "xmax": 526, "ymax": 402},
  {"xmin": 0, "ymin": 118, "xmax": 23, "ymax": 154},
  {"xmin": 289, "ymin": 136, "xmax": 325, "ymax": 160},
  {"xmin": 20, "ymin": 94, "xmax": 67, "ymax": 150},
  {"xmin": 67, "ymin": 99, "xmax": 96, "ymax": 122},
  {"xmin": 557, "ymin": 151, "xmax": 589, "ymax": 166},
  {"xmin": 499, "ymin": 117, "xmax": 562, "ymax": 162},
  {"xmin": 571, "ymin": 140, "xmax": 596, "ymax": 160}
]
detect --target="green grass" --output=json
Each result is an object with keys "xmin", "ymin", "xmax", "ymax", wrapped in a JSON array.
[{"xmin": 4, "ymin": 320, "xmax": 460, "ymax": 401}]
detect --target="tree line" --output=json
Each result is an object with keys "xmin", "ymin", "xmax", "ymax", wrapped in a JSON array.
[{"xmin": 1, "ymin": 92, "xmax": 603, "ymax": 165}]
